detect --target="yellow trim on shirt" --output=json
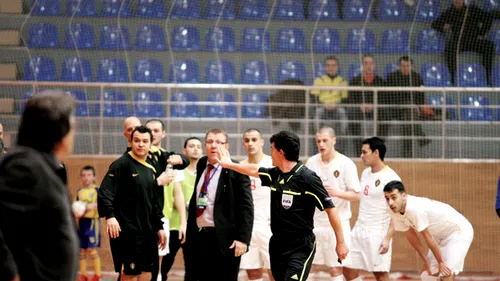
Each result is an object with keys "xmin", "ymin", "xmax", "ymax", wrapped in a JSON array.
[
  {"xmin": 128, "ymin": 151, "xmax": 157, "ymax": 173},
  {"xmin": 283, "ymin": 190, "xmax": 301, "ymax": 196},
  {"xmin": 259, "ymin": 172, "xmax": 272, "ymax": 183},
  {"xmin": 305, "ymin": 191, "xmax": 324, "ymax": 210}
]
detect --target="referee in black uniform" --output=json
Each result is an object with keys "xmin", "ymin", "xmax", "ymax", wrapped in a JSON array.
[{"xmin": 216, "ymin": 131, "xmax": 349, "ymax": 281}]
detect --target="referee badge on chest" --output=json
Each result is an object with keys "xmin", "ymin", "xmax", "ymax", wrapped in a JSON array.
[{"xmin": 282, "ymin": 193, "xmax": 293, "ymax": 209}]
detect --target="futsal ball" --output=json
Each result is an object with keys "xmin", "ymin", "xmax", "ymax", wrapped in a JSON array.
[{"xmin": 72, "ymin": 201, "xmax": 87, "ymax": 217}]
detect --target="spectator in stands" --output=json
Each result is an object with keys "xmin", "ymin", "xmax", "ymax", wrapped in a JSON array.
[
  {"xmin": 312, "ymin": 56, "xmax": 349, "ymax": 153},
  {"xmin": 0, "ymin": 122, "xmax": 7, "ymax": 154},
  {"xmin": 431, "ymin": 0, "xmax": 495, "ymax": 85},
  {"xmin": 267, "ymin": 79, "xmax": 313, "ymax": 132},
  {"xmin": 381, "ymin": 56, "xmax": 434, "ymax": 158},
  {"xmin": 347, "ymin": 55, "xmax": 385, "ymax": 157}
]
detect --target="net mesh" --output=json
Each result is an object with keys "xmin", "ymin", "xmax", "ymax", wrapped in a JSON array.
[{"xmin": 0, "ymin": 0, "xmax": 499, "ymax": 275}]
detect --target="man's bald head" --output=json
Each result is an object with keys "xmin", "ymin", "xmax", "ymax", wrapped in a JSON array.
[{"xmin": 123, "ymin": 116, "xmax": 141, "ymax": 142}]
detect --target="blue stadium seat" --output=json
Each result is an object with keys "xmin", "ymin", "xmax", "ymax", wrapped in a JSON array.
[
  {"xmin": 99, "ymin": 25, "xmax": 130, "ymax": 50},
  {"xmin": 169, "ymin": 60, "xmax": 199, "ymax": 83},
  {"xmin": 420, "ymin": 63, "xmax": 451, "ymax": 86},
  {"xmin": 170, "ymin": 92, "xmax": 201, "ymax": 117},
  {"xmin": 23, "ymin": 56, "xmax": 56, "ymax": 81},
  {"xmin": 348, "ymin": 63, "xmax": 362, "ymax": 82},
  {"xmin": 416, "ymin": 0, "xmax": 441, "ymax": 22},
  {"xmin": 135, "ymin": 25, "xmax": 166, "ymax": 50},
  {"xmin": 276, "ymin": 28, "xmax": 305, "ymax": 52},
  {"xmin": 31, "ymin": 0, "xmax": 60, "ymax": 16},
  {"xmin": 95, "ymin": 91, "xmax": 128, "ymax": 117},
  {"xmin": 427, "ymin": 95, "xmax": 457, "ymax": 120},
  {"xmin": 135, "ymin": 0, "xmax": 166, "ymax": 18},
  {"xmin": 64, "ymin": 24, "xmax": 95, "ymax": 49},
  {"xmin": 378, "ymin": 0, "xmax": 408, "ymax": 21},
  {"xmin": 205, "ymin": 26, "xmax": 235, "ymax": 52},
  {"xmin": 416, "ymin": 29, "xmax": 445, "ymax": 53},
  {"xmin": 456, "ymin": 63, "xmax": 488, "ymax": 87},
  {"xmin": 347, "ymin": 28, "xmax": 376, "ymax": 53},
  {"xmin": 384, "ymin": 63, "xmax": 399, "ymax": 79},
  {"xmin": 133, "ymin": 59, "xmax": 164, "ymax": 83},
  {"xmin": 276, "ymin": 61, "xmax": 307, "ymax": 84},
  {"xmin": 489, "ymin": 30, "xmax": 500, "ymax": 54},
  {"xmin": 97, "ymin": 58, "xmax": 129, "ymax": 82},
  {"xmin": 343, "ymin": 0, "xmax": 371, "ymax": 21},
  {"xmin": 239, "ymin": 0, "xmax": 270, "ymax": 20},
  {"xmin": 240, "ymin": 60, "xmax": 271, "ymax": 84},
  {"xmin": 243, "ymin": 93, "xmax": 268, "ymax": 118},
  {"xmin": 312, "ymin": 28, "xmax": 341, "ymax": 53},
  {"xmin": 461, "ymin": 96, "xmax": 494, "ymax": 121},
  {"xmin": 101, "ymin": 0, "xmax": 131, "ymax": 17},
  {"xmin": 381, "ymin": 29, "xmax": 409, "ymax": 53},
  {"xmin": 171, "ymin": 25, "xmax": 200, "ymax": 51},
  {"xmin": 308, "ymin": 0, "xmax": 339, "ymax": 21},
  {"xmin": 171, "ymin": 0, "xmax": 200, "ymax": 19},
  {"xmin": 484, "ymin": 0, "xmax": 500, "ymax": 11},
  {"xmin": 492, "ymin": 64, "xmax": 500, "ymax": 87},
  {"xmin": 66, "ymin": 0, "xmax": 97, "ymax": 16},
  {"xmin": 28, "ymin": 23, "xmax": 58, "ymax": 48},
  {"xmin": 61, "ymin": 57, "xmax": 93, "ymax": 82},
  {"xmin": 205, "ymin": 93, "xmax": 237, "ymax": 118},
  {"xmin": 240, "ymin": 27, "xmax": 271, "ymax": 52},
  {"xmin": 66, "ymin": 90, "xmax": 90, "ymax": 116},
  {"xmin": 205, "ymin": 60, "xmax": 236, "ymax": 84},
  {"xmin": 273, "ymin": 0, "xmax": 304, "ymax": 20},
  {"xmin": 204, "ymin": 0, "xmax": 235, "ymax": 19},
  {"xmin": 134, "ymin": 92, "xmax": 164, "ymax": 117}
]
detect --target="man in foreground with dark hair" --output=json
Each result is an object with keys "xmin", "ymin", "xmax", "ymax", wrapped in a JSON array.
[
  {"xmin": 99, "ymin": 125, "xmax": 170, "ymax": 281},
  {"xmin": 215, "ymin": 130, "xmax": 348, "ymax": 281},
  {"xmin": 0, "ymin": 90, "xmax": 79, "ymax": 281},
  {"xmin": 383, "ymin": 180, "xmax": 474, "ymax": 281}
]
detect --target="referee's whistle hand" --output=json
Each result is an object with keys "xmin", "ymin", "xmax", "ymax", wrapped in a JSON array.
[
  {"xmin": 335, "ymin": 242, "xmax": 349, "ymax": 261},
  {"xmin": 106, "ymin": 217, "xmax": 121, "ymax": 239}
]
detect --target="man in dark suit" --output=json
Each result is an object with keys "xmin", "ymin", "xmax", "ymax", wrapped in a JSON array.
[
  {"xmin": 0, "ymin": 91, "xmax": 79, "ymax": 281},
  {"xmin": 185, "ymin": 128, "xmax": 253, "ymax": 281}
]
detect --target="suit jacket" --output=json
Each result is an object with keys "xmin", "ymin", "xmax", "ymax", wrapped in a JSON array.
[
  {"xmin": 186, "ymin": 156, "xmax": 254, "ymax": 256},
  {"xmin": 0, "ymin": 146, "xmax": 79, "ymax": 281}
]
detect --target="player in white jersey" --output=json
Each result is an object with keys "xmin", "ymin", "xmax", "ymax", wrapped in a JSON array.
[
  {"xmin": 305, "ymin": 127, "xmax": 360, "ymax": 281},
  {"xmin": 383, "ymin": 181, "xmax": 473, "ymax": 281},
  {"xmin": 240, "ymin": 128, "xmax": 274, "ymax": 281},
  {"xmin": 344, "ymin": 137, "xmax": 401, "ymax": 281}
]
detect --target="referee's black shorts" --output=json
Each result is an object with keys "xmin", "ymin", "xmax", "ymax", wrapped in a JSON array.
[
  {"xmin": 269, "ymin": 233, "xmax": 316, "ymax": 281},
  {"xmin": 110, "ymin": 233, "xmax": 158, "ymax": 276}
]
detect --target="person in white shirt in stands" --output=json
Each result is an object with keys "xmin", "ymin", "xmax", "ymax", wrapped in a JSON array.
[
  {"xmin": 239, "ymin": 128, "xmax": 274, "ymax": 281},
  {"xmin": 306, "ymin": 127, "xmax": 360, "ymax": 281},
  {"xmin": 344, "ymin": 137, "xmax": 401, "ymax": 281},
  {"xmin": 383, "ymin": 180, "xmax": 474, "ymax": 281}
]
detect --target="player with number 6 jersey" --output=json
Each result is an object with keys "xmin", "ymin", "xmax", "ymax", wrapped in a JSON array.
[
  {"xmin": 344, "ymin": 137, "xmax": 401, "ymax": 281},
  {"xmin": 240, "ymin": 128, "xmax": 274, "ymax": 281}
]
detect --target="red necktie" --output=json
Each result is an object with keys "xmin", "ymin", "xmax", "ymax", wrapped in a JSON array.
[{"xmin": 196, "ymin": 164, "xmax": 214, "ymax": 217}]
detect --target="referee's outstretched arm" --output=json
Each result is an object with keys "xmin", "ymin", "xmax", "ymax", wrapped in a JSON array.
[{"xmin": 216, "ymin": 146, "xmax": 260, "ymax": 178}]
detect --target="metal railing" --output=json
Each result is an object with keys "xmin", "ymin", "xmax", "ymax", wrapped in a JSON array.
[{"xmin": 0, "ymin": 81, "xmax": 498, "ymax": 158}]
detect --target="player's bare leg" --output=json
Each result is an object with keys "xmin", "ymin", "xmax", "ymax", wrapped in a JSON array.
[
  {"xmin": 373, "ymin": 271, "xmax": 390, "ymax": 281},
  {"xmin": 343, "ymin": 267, "xmax": 360, "ymax": 281},
  {"xmin": 267, "ymin": 269, "xmax": 274, "ymax": 281},
  {"xmin": 121, "ymin": 272, "xmax": 152, "ymax": 281},
  {"xmin": 330, "ymin": 266, "xmax": 345, "ymax": 281},
  {"xmin": 247, "ymin": 269, "xmax": 264, "ymax": 281}
]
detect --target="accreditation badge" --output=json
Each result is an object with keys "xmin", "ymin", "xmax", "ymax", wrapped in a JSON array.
[{"xmin": 281, "ymin": 193, "xmax": 293, "ymax": 210}]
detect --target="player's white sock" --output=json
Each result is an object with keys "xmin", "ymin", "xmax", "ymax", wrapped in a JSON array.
[
  {"xmin": 421, "ymin": 272, "xmax": 439, "ymax": 281},
  {"xmin": 331, "ymin": 275, "xmax": 346, "ymax": 281}
]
